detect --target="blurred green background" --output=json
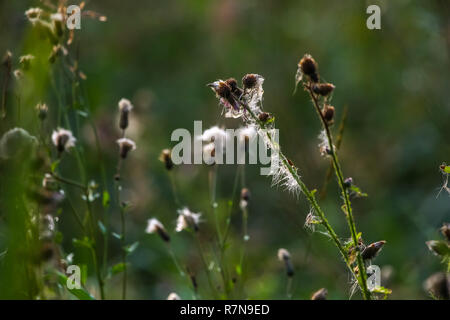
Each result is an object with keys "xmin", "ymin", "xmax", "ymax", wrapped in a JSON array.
[{"xmin": 0, "ymin": 0, "xmax": 449, "ymax": 299}]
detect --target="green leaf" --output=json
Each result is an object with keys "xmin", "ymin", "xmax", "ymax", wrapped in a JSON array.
[
  {"xmin": 54, "ymin": 231, "xmax": 63, "ymax": 244},
  {"xmin": 124, "ymin": 241, "xmax": 139, "ymax": 255},
  {"xmin": 72, "ymin": 237, "xmax": 93, "ymax": 249},
  {"xmin": 102, "ymin": 191, "xmax": 110, "ymax": 208},
  {"xmin": 235, "ymin": 264, "xmax": 242, "ymax": 276},
  {"xmin": 444, "ymin": 166, "xmax": 450, "ymax": 174},
  {"xmin": 349, "ymin": 185, "xmax": 368, "ymax": 197},
  {"xmin": 112, "ymin": 232, "xmax": 122, "ymax": 240},
  {"xmin": 81, "ymin": 264, "xmax": 88, "ymax": 285},
  {"xmin": 107, "ymin": 262, "xmax": 126, "ymax": 278},
  {"xmin": 98, "ymin": 221, "xmax": 107, "ymax": 235},
  {"xmin": 51, "ymin": 160, "xmax": 60, "ymax": 173},
  {"xmin": 55, "ymin": 271, "xmax": 95, "ymax": 300},
  {"xmin": 371, "ymin": 286, "xmax": 392, "ymax": 295}
]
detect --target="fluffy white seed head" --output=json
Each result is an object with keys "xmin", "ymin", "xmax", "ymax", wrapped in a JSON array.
[
  {"xmin": 118, "ymin": 98, "xmax": 133, "ymax": 112},
  {"xmin": 52, "ymin": 128, "xmax": 76, "ymax": 152},
  {"xmin": 278, "ymin": 248, "xmax": 291, "ymax": 261},
  {"xmin": 176, "ymin": 207, "xmax": 202, "ymax": 232},
  {"xmin": 117, "ymin": 138, "xmax": 136, "ymax": 159}
]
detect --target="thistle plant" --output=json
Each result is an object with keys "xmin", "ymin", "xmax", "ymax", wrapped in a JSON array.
[{"xmin": 206, "ymin": 54, "xmax": 394, "ymax": 299}]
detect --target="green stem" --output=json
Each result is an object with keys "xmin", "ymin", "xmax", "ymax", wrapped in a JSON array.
[{"xmin": 306, "ymin": 84, "xmax": 371, "ymax": 300}]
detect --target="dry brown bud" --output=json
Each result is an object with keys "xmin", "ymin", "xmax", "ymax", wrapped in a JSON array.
[
  {"xmin": 312, "ymin": 83, "xmax": 335, "ymax": 96},
  {"xmin": 299, "ymin": 54, "xmax": 319, "ymax": 82}
]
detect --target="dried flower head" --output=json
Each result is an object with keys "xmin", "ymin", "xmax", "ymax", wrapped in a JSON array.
[
  {"xmin": 312, "ymin": 83, "xmax": 335, "ymax": 96},
  {"xmin": 176, "ymin": 207, "xmax": 202, "ymax": 232},
  {"xmin": 146, "ymin": 218, "xmax": 170, "ymax": 242},
  {"xmin": 361, "ymin": 240, "xmax": 386, "ymax": 260},
  {"xmin": 225, "ymin": 78, "xmax": 243, "ymax": 96},
  {"xmin": 52, "ymin": 128, "xmax": 76, "ymax": 153},
  {"xmin": 159, "ymin": 149, "xmax": 174, "ymax": 170},
  {"xmin": 117, "ymin": 138, "xmax": 136, "ymax": 159},
  {"xmin": 298, "ymin": 54, "xmax": 319, "ymax": 82},
  {"xmin": 311, "ymin": 288, "xmax": 328, "ymax": 300},
  {"xmin": 242, "ymin": 73, "xmax": 264, "ymax": 90},
  {"xmin": 440, "ymin": 223, "xmax": 450, "ymax": 242},
  {"xmin": 167, "ymin": 292, "xmax": 181, "ymax": 300},
  {"xmin": 322, "ymin": 105, "xmax": 335, "ymax": 125},
  {"xmin": 208, "ymin": 80, "xmax": 240, "ymax": 117},
  {"xmin": 36, "ymin": 103, "xmax": 48, "ymax": 121},
  {"xmin": 118, "ymin": 98, "xmax": 134, "ymax": 130},
  {"xmin": 277, "ymin": 248, "xmax": 294, "ymax": 277}
]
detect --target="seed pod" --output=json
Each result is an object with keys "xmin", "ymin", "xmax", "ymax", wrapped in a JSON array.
[
  {"xmin": 361, "ymin": 240, "xmax": 386, "ymax": 260},
  {"xmin": 159, "ymin": 149, "xmax": 174, "ymax": 171},
  {"xmin": 258, "ymin": 112, "xmax": 270, "ymax": 122},
  {"xmin": 322, "ymin": 105, "xmax": 335, "ymax": 125},
  {"xmin": 312, "ymin": 83, "xmax": 335, "ymax": 96},
  {"xmin": 299, "ymin": 54, "xmax": 319, "ymax": 82},
  {"xmin": 117, "ymin": 138, "xmax": 136, "ymax": 159},
  {"xmin": 311, "ymin": 288, "xmax": 328, "ymax": 300},
  {"xmin": 441, "ymin": 223, "xmax": 450, "ymax": 242},
  {"xmin": 278, "ymin": 248, "xmax": 294, "ymax": 277}
]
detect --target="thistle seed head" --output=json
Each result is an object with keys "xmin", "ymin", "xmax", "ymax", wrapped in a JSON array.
[
  {"xmin": 117, "ymin": 138, "xmax": 136, "ymax": 159},
  {"xmin": 118, "ymin": 98, "xmax": 133, "ymax": 130},
  {"xmin": 51, "ymin": 128, "xmax": 76, "ymax": 153},
  {"xmin": 312, "ymin": 83, "xmax": 335, "ymax": 96},
  {"xmin": 322, "ymin": 105, "xmax": 335, "ymax": 125},
  {"xmin": 146, "ymin": 218, "xmax": 170, "ymax": 242},
  {"xmin": 311, "ymin": 288, "xmax": 328, "ymax": 300},
  {"xmin": 225, "ymin": 78, "xmax": 242, "ymax": 96},
  {"xmin": 299, "ymin": 54, "xmax": 319, "ymax": 82},
  {"xmin": 176, "ymin": 207, "xmax": 202, "ymax": 232},
  {"xmin": 361, "ymin": 240, "xmax": 386, "ymax": 260}
]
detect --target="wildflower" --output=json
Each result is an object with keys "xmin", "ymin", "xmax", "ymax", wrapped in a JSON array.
[
  {"xmin": 159, "ymin": 149, "xmax": 174, "ymax": 171},
  {"xmin": 118, "ymin": 98, "xmax": 133, "ymax": 130},
  {"xmin": 312, "ymin": 83, "xmax": 335, "ymax": 96},
  {"xmin": 423, "ymin": 272, "xmax": 449, "ymax": 300},
  {"xmin": 176, "ymin": 207, "xmax": 201, "ymax": 232},
  {"xmin": 52, "ymin": 128, "xmax": 76, "ymax": 153},
  {"xmin": 25, "ymin": 8, "xmax": 43, "ymax": 23},
  {"xmin": 277, "ymin": 248, "xmax": 294, "ymax": 277},
  {"xmin": 36, "ymin": 103, "xmax": 48, "ymax": 121},
  {"xmin": 361, "ymin": 240, "xmax": 386, "ymax": 260},
  {"xmin": 322, "ymin": 105, "xmax": 335, "ymax": 125},
  {"xmin": 19, "ymin": 54, "xmax": 35, "ymax": 70},
  {"xmin": 298, "ymin": 54, "xmax": 319, "ymax": 82},
  {"xmin": 146, "ymin": 218, "xmax": 170, "ymax": 242},
  {"xmin": 440, "ymin": 223, "xmax": 450, "ymax": 242},
  {"xmin": 207, "ymin": 80, "xmax": 241, "ymax": 118},
  {"xmin": 167, "ymin": 292, "xmax": 181, "ymax": 300},
  {"xmin": 311, "ymin": 288, "xmax": 328, "ymax": 300},
  {"xmin": 240, "ymin": 188, "xmax": 250, "ymax": 209},
  {"xmin": 116, "ymin": 138, "xmax": 136, "ymax": 159}
]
